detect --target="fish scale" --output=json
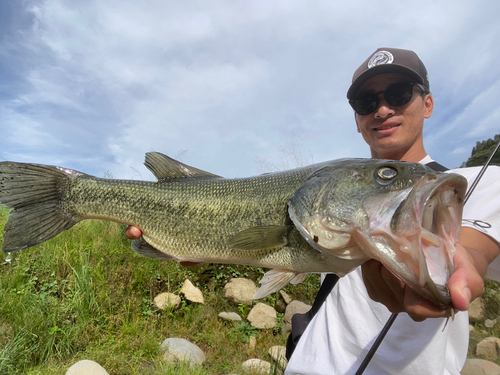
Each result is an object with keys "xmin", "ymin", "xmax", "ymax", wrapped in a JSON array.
[{"xmin": 60, "ymin": 167, "xmax": 318, "ymax": 269}]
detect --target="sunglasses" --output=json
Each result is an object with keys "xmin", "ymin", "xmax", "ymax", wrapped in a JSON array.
[{"xmin": 349, "ymin": 82, "xmax": 428, "ymax": 115}]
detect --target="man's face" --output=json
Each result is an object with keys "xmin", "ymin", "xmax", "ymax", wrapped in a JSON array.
[{"xmin": 354, "ymin": 73, "xmax": 434, "ymax": 161}]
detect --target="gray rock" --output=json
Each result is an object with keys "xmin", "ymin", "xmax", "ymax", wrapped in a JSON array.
[
  {"xmin": 485, "ymin": 319, "xmax": 497, "ymax": 328},
  {"xmin": 268, "ymin": 345, "xmax": 288, "ymax": 369},
  {"xmin": 280, "ymin": 290, "xmax": 292, "ymax": 305},
  {"xmin": 469, "ymin": 297, "xmax": 485, "ymax": 323},
  {"xmin": 461, "ymin": 358, "xmax": 500, "ymax": 375},
  {"xmin": 160, "ymin": 338, "xmax": 206, "ymax": 367},
  {"xmin": 282, "ymin": 300, "xmax": 312, "ymax": 333},
  {"xmin": 66, "ymin": 360, "xmax": 109, "ymax": 375},
  {"xmin": 153, "ymin": 292, "xmax": 181, "ymax": 310},
  {"xmin": 476, "ymin": 337, "xmax": 500, "ymax": 361},
  {"xmin": 218, "ymin": 311, "xmax": 242, "ymax": 321},
  {"xmin": 180, "ymin": 279, "xmax": 205, "ymax": 304},
  {"xmin": 241, "ymin": 358, "xmax": 271, "ymax": 374},
  {"xmin": 224, "ymin": 278, "xmax": 257, "ymax": 306},
  {"xmin": 247, "ymin": 302, "xmax": 277, "ymax": 329},
  {"xmin": 275, "ymin": 299, "xmax": 287, "ymax": 313}
]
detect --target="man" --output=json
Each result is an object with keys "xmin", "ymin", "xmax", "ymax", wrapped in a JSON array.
[
  {"xmin": 282, "ymin": 48, "xmax": 500, "ymax": 374},
  {"xmin": 127, "ymin": 48, "xmax": 500, "ymax": 374}
]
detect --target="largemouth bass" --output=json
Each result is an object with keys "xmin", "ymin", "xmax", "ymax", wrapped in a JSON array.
[{"xmin": 0, "ymin": 152, "xmax": 467, "ymax": 306}]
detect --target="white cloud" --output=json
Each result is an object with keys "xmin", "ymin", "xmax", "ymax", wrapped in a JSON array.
[
  {"xmin": 2, "ymin": 109, "xmax": 58, "ymax": 149},
  {"xmin": 165, "ymin": 59, "xmax": 270, "ymax": 109},
  {"xmin": 1, "ymin": 0, "xmax": 499, "ymax": 178}
]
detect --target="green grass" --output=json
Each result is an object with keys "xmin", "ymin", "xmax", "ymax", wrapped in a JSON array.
[
  {"xmin": 0, "ymin": 206, "xmax": 313, "ymax": 374},
  {"xmin": 3, "ymin": 204, "xmax": 497, "ymax": 373}
]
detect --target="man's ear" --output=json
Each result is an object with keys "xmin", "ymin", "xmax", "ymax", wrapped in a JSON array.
[{"xmin": 424, "ymin": 94, "xmax": 434, "ymax": 119}]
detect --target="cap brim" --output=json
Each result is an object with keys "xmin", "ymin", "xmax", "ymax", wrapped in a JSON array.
[{"xmin": 347, "ymin": 65, "xmax": 425, "ymax": 100}]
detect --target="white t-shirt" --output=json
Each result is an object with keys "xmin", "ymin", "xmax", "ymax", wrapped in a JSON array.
[{"xmin": 285, "ymin": 158, "xmax": 500, "ymax": 375}]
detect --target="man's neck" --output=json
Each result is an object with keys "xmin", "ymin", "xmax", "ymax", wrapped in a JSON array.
[{"xmin": 371, "ymin": 145, "xmax": 427, "ymax": 163}]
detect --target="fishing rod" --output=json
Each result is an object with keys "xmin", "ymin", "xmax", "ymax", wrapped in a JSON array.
[
  {"xmin": 464, "ymin": 139, "xmax": 500, "ymax": 204},
  {"xmin": 354, "ymin": 139, "xmax": 500, "ymax": 375}
]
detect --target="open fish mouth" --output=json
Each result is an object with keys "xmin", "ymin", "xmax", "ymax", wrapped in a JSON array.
[{"xmin": 359, "ymin": 173, "xmax": 468, "ymax": 307}]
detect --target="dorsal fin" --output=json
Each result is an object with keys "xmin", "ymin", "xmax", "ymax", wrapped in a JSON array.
[{"xmin": 144, "ymin": 152, "xmax": 222, "ymax": 180}]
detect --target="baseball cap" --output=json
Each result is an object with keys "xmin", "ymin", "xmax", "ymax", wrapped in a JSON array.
[{"xmin": 347, "ymin": 47, "xmax": 430, "ymax": 100}]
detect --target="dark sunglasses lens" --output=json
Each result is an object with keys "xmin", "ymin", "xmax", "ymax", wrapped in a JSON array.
[
  {"xmin": 385, "ymin": 83, "xmax": 413, "ymax": 106},
  {"xmin": 351, "ymin": 83, "xmax": 416, "ymax": 115},
  {"xmin": 352, "ymin": 95, "xmax": 378, "ymax": 115}
]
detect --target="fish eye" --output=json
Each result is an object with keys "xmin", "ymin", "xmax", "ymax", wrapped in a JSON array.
[{"xmin": 377, "ymin": 167, "xmax": 398, "ymax": 180}]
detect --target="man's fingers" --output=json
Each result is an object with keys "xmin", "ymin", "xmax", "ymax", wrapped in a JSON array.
[
  {"xmin": 403, "ymin": 288, "xmax": 450, "ymax": 321},
  {"xmin": 362, "ymin": 260, "xmax": 451, "ymax": 321},
  {"xmin": 362, "ymin": 260, "xmax": 404, "ymax": 314},
  {"xmin": 448, "ymin": 252, "xmax": 480, "ymax": 311},
  {"xmin": 125, "ymin": 225, "xmax": 143, "ymax": 239}
]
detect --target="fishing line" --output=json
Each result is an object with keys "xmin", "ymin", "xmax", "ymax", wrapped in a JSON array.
[
  {"xmin": 464, "ymin": 139, "xmax": 500, "ymax": 205},
  {"xmin": 354, "ymin": 139, "xmax": 500, "ymax": 375}
]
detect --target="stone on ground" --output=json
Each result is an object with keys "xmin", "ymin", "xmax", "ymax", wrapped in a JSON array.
[
  {"xmin": 160, "ymin": 337, "xmax": 206, "ymax": 367},
  {"xmin": 279, "ymin": 290, "xmax": 292, "ymax": 304},
  {"xmin": 485, "ymin": 319, "xmax": 497, "ymax": 328},
  {"xmin": 241, "ymin": 358, "xmax": 271, "ymax": 374},
  {"xmin": 248, "ymin": 335, "xmax": 257, "ymax": 350},
  {"xmin": 218, "ymin": 311, "xmax": 242, "ymax": 321},
  {"xmin": 153, "ymin": 292, "xmax": 181, "ymax": 310},
  {"xmin": 247, "ymin": 302, "xmax": 277, "ymax": 329},
  {"xmin": 468, "ymin": 297, "xmax": 485, "ymax": 323},
  {"xmin": 224, "ymin": 278, "xmax": 257, "ymax": 306},
  {"xmin": 476, "ymin": 337, "xmax": 500, "ymax": 361},
  {"xmin": 461, "ymin": 358, "xmax": 500, "ymax": 375},
  {"xmin": 282, "ymin": 300, "xmax": 311, "ymax": 333},
  {"xmin": 66, "ymin": 360, "xmax": 109, "ymax": 375},
  {"xmin": 268, "ymin": 345, "xmax": 288, "ymax": 369},
  {"xmin": 180, "ymin": 279, "xmax": 205, "ymax": 304}
]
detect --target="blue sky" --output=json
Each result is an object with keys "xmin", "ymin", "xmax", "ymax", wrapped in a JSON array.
[{"xmin": 1, "ymin": 0, "xmax": 499, "ymax": 179}]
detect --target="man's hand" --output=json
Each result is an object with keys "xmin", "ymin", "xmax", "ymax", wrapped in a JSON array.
[
  {"xmin": 362, "ymin": 227, "xmax": 499, "ymax": 321},
  {"xmin": 125, "ymin": 226, "xmax": 204, "ymax": 267}
]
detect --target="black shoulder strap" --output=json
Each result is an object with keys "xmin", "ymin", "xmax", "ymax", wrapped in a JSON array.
[
  {"xmin": 425, "ymin": 161, "xmax": 449, "ymax": 172},
  {"xmin": 286, "ymin": 274, "xmax": 339, "ymax": 360},
  {"xmin": 309, "ymin": 274, "xmax": 340, "ymax": 315}
]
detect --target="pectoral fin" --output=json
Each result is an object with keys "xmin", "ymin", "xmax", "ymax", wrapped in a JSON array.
[
  {"xmin": 131, "ymin": 238, "xmax": 176, "ymax": 260},
  {"xmin": 253, "ymin": 269, "xmax": 308, "ymax": 299},
  {"xmin": 226, "ymin": 225, "xmax": 290, "ymax": 251}
]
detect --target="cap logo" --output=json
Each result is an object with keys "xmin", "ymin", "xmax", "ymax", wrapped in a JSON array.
[{"xmin": 368, "ymin": 51, "xmax": 394, "ymax": 69}]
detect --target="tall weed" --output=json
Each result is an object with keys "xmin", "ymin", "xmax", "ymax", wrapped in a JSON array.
[
  {"xmin": 66, "ymin": 252, "xmax": 99, "ymax": 319},
  {"xmin": 0, "ymin": 328, "xmax": 38, "ymax": 374}
]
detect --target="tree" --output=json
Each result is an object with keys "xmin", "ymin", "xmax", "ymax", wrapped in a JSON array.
[{"xmin": 462, "ymin": 134, "xmax": 500, "ymax": 167}]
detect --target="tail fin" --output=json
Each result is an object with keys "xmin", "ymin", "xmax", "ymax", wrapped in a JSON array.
[{"xmin": 0, "ymin": 162, "xmax": 81, "ymax": 252}]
